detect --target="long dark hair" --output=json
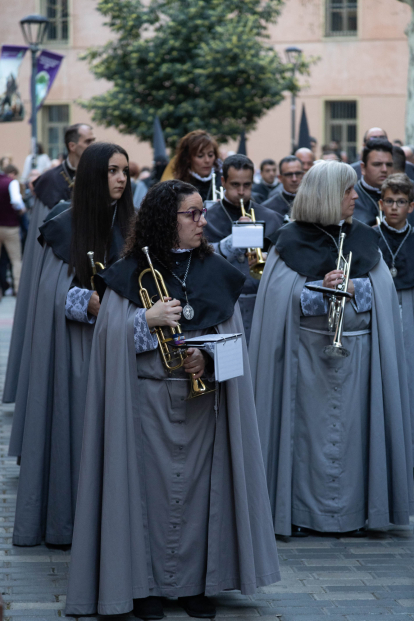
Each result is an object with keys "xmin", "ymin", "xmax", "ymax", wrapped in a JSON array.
[
  {"xmin": 123, "ymin": 180, "xmax": 213, "ymax": 273},
  {"xmin": 69, "ymin": 142, "xmax": 134, "ymax": 287},
  {"xmin": 173, "ymin": 130, "xmax": 219, "ymax": 182}
]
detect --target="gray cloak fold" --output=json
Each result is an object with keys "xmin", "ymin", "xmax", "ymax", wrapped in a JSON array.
[
  {"xmin": 11, "ymin": 246, "xmax": 94, "ymax": 545},
  {"xmin": 65, "ymin": 290, "xmax": 280, "ymax": 616},
  {"xmin": 249, "ymin": 249, "xmax": 414, "ymax": 537},
  {"xmin": 3, "ymin": 198, "xmax": 49, "ymax": 403},
  {"xmin": 399, "ymin": 288, "xmax": 414, "ymax": 462}
]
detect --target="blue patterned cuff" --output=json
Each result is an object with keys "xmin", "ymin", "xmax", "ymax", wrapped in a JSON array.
[
  {"xmin": 65, "ymin": 287, "xmax": 95, "ymax": 324},
  {"xmin": 352, "ymin": 278, "xmax": 372, "ymax": 313},
  {"xmin": 301, "ymin": 281, "xmax": 328, "ymax": 316},
  {"xmin": 134, "ymin": 307, "xmax": 159, "ymax": 354}
]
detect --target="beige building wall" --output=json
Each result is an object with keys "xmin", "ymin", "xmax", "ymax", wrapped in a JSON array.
[{"xmin": 0, "ymin": 0, "xmax": 412, "ymax": 172}]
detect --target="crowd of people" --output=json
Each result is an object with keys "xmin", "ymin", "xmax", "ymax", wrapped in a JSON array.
[{"xmin": 1, "ymin": 122, "xmax": 414, "ymax": 618}]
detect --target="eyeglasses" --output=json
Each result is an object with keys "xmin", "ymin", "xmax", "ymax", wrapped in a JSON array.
[
  {"xmin": 281, "ymin": 171, "xmax": 304, "ymax": 178},
  {"xmin": 383, "ymin": 198, "xmax": 409, "ymax": 208},
  {"xmin": 177, "ymin": 208, "xmax": 207, "ymax": 222}
]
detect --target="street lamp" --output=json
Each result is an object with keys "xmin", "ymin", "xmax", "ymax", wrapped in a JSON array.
[
  {"xmin": 20, "ymin": 14, "xmax": 49, "ymax": 168},
  {"xmin": 284, "ymin": 46, "xmax": 302, "ymax": 154}
]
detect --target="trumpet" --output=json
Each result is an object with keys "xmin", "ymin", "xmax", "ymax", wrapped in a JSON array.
[
  {"xmin": 87, "ymin": 251, "xmax": 105, "ymax": 291},
  {"xmin": 139, "ymin": 246, "xmax": 214, "ymax": 399},
  {"xmin": 240, "ymin": 199, "xmax": 266, "ymax": 280},
  {"xmin": 305, "ymin": 232, "xmax": 353, "ymax": 358},
  {"xmin": 209, "ymin": 170, "xmax": 223, "ymax": 203}
]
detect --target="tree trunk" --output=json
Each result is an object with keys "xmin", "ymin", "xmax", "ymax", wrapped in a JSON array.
[{"xmin": 399, "ymin": 0, "xmax": 414, "ymax": 142}]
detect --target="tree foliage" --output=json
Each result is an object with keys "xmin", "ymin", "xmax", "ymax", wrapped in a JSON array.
[{"xmin": 80, "ymin": 0, "xmax": 313, "ymax": 148}]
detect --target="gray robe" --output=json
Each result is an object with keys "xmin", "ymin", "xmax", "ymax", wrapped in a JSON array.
[
  {"xmin": 3, "ymin": 198, "xmax": 48, "ymax": 403},
  {"xmin": 399, "ymin": 288, "xmax": 414, "ymax": 462},
  {"xmin": 65, "ymin": 290, "xmax": 280, "ymax": 616},
  {"xmin": 249, "ymin": 249, "xmax": 414, "ymax": 536},
  {"xmin": 11, "ymin": 246, "xmax": 94, "ymax": 545}
]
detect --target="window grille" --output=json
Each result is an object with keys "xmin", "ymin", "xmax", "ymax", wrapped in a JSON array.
[
  {"xmin": 326, "ymin": 0, "xmax": 357, "ymax": 37},
  {"xmin": 42, "ymin": 105, "xmax": 70, "ymax": 159},
  {"xmin": 325, "ymin": 101, "xmax": 358, "ymax": 162},
  {"xmin": 42, "ymin": 0, "xmax": 69, "ymax": 43}
]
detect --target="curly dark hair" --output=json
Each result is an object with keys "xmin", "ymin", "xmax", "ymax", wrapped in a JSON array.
[
  {"xmin": 173, "ymin": 130, "xmax": 219, "ymax": 182},
  {"xmin": 123, "ymin": 180, "xmax": 213, "ymax": 272}
]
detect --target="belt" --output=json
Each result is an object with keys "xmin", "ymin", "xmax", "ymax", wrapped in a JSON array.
[{"xmin": 300, "ymin": 327, "xmax": 371, "ymax": 337}]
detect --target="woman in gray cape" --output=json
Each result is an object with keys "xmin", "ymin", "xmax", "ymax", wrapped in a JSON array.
[
  {"xmin": 11, "ymin": 143, "xmax": 134, "ymax": 546},
  {"xmin": 250, "ymin": 161, "xmax": 414, "ymax": 538},
  {"xmin": 65, "ymin": 181, "xmax": 280, "ymax": 618}
]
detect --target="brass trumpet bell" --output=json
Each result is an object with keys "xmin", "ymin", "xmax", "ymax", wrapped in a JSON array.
[{"xmin": 188, "ymin": 374, "xmax": 215, "ymax": 399}]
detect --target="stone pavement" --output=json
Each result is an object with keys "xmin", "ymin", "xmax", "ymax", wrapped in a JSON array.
[{"xmin": 0, "ymin": 296, "xmax": 413, "ymax": 621}]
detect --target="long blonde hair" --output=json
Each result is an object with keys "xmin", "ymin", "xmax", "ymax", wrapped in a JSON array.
[{"xmin": 291, "ymin": 160, "xmax": 357, "ymax": 226}]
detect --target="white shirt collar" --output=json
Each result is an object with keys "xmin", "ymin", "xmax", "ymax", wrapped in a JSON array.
[
  {"xmin": 189, "ymin": 170, "xmax": 213, "ymax": 182},
  {"xmin": 361, "ymin": 176, "xmax": 381, "ymax": 194},
  {"xmin": 171, "ymin": 248, "xmax": 192, "ymax": 253},
  {"xmin": 382, "ymin": 218, "xmax": 410, "ymax": 234}
]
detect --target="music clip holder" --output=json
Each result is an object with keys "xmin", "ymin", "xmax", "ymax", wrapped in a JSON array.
[
  {"xmin": 305, "ymin": 283, "xmax": 353, "ymax": 299},
  {"xmin": 232, "ymin": 220, "xmax": 265, "ymax": 249}
]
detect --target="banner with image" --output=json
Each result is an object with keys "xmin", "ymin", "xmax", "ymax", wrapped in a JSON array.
[
  {"xmin": 35, "ymin": 50, "xmax": 64, "ymax": 112},
  {"xmin": 0, "ymin": 45, "xmax": 28, "ymax": 122}
]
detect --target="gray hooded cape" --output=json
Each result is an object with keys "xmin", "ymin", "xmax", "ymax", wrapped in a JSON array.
[
  {"xmin": 65, "ymin": 289, "xmax": 280, "ymax": 616},
  {"xmin": 2, "ymin": 198, "xmax": 49, "ymax": 403},
  {"xmin": 11, "ymin": 209, "xmax": 125, "ymax": 546},
  {"xmin": 3, "ymin": 163, "xmax": 73, "ymax": 404},
  {"xmin": 249, "ymin": 249, "xmax": 414, "ymax": 537}
]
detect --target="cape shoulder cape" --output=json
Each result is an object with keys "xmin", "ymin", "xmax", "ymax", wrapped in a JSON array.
[
  {"xmin": 249, "ymin": 248, "xmax": 414, "ymax": 536},
  {"xmin": 65, "ymin": 291, "xmax": 280, "ymax": 615},
  {"xmin": 274, "ymin": 219, "xmax": 380, "ymax": 280},
  {"xmin": 39, "ymin": 207, "xmax": 125, "ymax": 267},
  {"xmin": 33, "ymin": 163, "xmax": 73, "ymax": 209},
  {"xmin": 99, "ymin": 251, "xmax": 246, "ymax": 331}
]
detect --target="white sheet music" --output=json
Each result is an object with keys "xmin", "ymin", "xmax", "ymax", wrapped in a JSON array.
[
  {"xmin": 214, "ymin": 337, "xmax": 244, "ymax": 382},
  {"xmin": 183, "ymin": 334, "xmax": 244, "ymax": 382},
  {"xmin": 232, "ymin": 223, "xmax": 264, "ymax": 249}
]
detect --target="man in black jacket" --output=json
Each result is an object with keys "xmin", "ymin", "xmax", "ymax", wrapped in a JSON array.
[{"xmin": 353, "ymin": 139, "xmax": 393, "ymax": 226}]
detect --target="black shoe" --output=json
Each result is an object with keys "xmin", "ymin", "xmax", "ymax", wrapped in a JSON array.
[
  {"xmin": 133, "ymin": 597, "xmax": 164, "ymax": 620},
  {"xmin": 178, "ymin": 594, "xmax": 216, "ymax": 618},
  {"xmin": 291, "ymin": 524, "xmax": 310, "ymax": 538}
]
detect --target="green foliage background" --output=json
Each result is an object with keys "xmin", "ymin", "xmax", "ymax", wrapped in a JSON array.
[{"xmin": 80, "ymin": 0, "xmax": 312, "ymax": 148}]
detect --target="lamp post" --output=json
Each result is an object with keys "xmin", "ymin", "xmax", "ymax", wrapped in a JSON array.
[
  {"xmin": 284, "ymin": 46, "xmax": 302, "ymax": 154},
  {"xmin": 20, "ymin": 14, "xmax": 49, "ymax": 168}
]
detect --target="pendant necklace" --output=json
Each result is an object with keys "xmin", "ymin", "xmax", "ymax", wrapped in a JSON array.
[
  {"xmin": 155, "ymin": 251, "xmax": 195, "ymax": 320},
  {"xmin": 378, "ymin": 223, "xmax": 411, "ymax": 278},
  {"xmin": 60, "ymin": 159, "xmax": 75, "ymax": 189},
  {"xmin": 313, "ymin": 223, "xmax": 342, "ymax": 251}
]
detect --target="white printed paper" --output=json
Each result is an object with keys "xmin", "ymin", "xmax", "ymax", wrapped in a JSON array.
[
  {"xmin": 232, "ymin": 223, "xmax": 264, "ymax": 248},
  {"xmin": 183, "ymin": 334, "xmax": 244, "ymax": 382},
  {"xmin": 214, "ymin": 336, "xmax": 244, "ymax": 382}
]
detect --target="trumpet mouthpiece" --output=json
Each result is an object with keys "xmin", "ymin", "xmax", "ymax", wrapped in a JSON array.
[{"xmin": 142, "ymin": 246, "xmax": 149, "ymax": 255}]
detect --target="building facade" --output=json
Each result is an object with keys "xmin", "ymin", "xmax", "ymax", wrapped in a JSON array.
[{"xmin": 0, "ymin": 0, "xmax": 412, "ymax": 172}]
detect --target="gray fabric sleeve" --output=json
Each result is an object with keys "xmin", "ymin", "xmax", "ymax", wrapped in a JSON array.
[
  {"xmin": 351, "ymin": 277, "xmax": 372, "ymax": 313},
  {"xmin": 134, "ymin": 307, "xmax": 159, "ymax": 353},
  {"xmin": 212, "ymin": 235, "xmax": 246, "ymax": 260},
  {"xmin": 300, "ymin": 281, "xmax": 328, "ymax": 316},
  {"xmin": 65, "ymin": 287, "xmax": 96, "ymax": 324}
]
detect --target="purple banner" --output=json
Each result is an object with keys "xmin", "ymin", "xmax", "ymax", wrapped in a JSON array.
[
  {"xmin": 0, "ymin": 45, "xmax": 28, "ymax": 122},
  {"xmin": 35, "ymin": 50, "xmax": 64, "ymax": 111}
]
